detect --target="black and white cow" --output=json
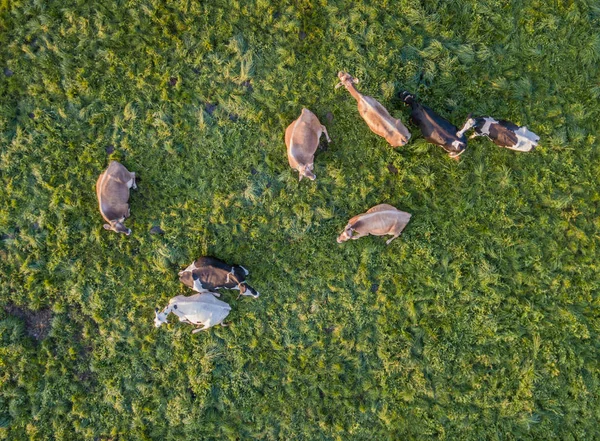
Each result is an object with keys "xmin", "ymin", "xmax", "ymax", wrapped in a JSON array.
[
  {"xmin": 398, "ymin": 91, "xmax": 467, "ymax": 158},
  {"xmin": 456, "ymin": 116, "xmax": 539, "ymax": 152},
  {"xmin": 178, "ymin": 256, "xmax": 260, "ymax": 298}
]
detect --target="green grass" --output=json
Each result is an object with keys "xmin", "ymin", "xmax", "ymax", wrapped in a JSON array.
[{"xmin": 1, "ymin": 0, "xmax": 600, "ymax": 439}]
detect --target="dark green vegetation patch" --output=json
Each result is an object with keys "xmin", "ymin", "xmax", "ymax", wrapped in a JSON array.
[{"xmin": 1, "ymin": 0, "xmax": 600, "ymax": 439}]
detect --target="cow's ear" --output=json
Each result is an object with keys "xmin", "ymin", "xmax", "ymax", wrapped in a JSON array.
[{"xmin": 103, "ymin": 224, "xmax": 111, "ymax": 230}]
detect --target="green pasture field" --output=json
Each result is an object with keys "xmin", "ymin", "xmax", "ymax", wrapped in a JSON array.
[{"xmin": 1, "ymin": 0, "xmax": 600, "ymax": 439}]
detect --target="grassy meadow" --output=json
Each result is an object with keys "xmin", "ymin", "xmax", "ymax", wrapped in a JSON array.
[{"xmin": 1, "ymin": 0, "xmax": 600, "ymax": 439}]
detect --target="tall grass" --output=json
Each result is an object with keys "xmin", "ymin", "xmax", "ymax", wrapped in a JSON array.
[{"xmin": 1, "ymin": 0, "xmax": 599, "ymax": 439}]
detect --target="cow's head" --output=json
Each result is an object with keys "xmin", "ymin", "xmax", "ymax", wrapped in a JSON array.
[
  {"xmin": 337, "ymin": 225, "xmax": 354, "ymax": 243},
  {"xmin": 154, "ymin": 307, "xmax": 169, "ymax": 328},
  {"xmin": 103, "ymin": 220, "xmax": 131, "ymax": 235},
  {"xmin": 298, "ymin": 164, "xmax": 316, "ymax": 181},
  {"xmin": 239, "ymin": 283, "xmax": 260, "ymax": 298},
  {"xmin": 446, "ymin": 139, "xmax": 467, "ymax": 161},
  {"xmin": 336, "ymin": 71, "xmax": 359, "ymax": 89},
  {"xmin": 398, "ymin": 91, "xmax": 415, "ymax": 105},
  {"xmin": 178, "ymin": 270, "xmax": 193, "ymax": 287}
]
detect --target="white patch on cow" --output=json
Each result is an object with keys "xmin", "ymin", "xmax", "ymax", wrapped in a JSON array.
[
  {"xmin": 480, "ymin": 117, "xmax": 497, "ymax": 136},
  {"xmin": 509, "ymin": 126, "xmax": 539, "ymax": 152},
  {"xmin": 451, "ymin": 140, "xmax": 464, "ymax": 150},
  {"xmin": 193, "ymin": 278, "xmax": 207, "ymax": 293},
  {"xmin": 239, "ymin": 265, "xmax": 249, "ymax": 275},
  {"xmin": 456, "ymin": 117, "xmax": 476, "ymax": 137},
  {"xmin": 181, "ymin": 262, "xmax": 197, "ymax": 275},
  {"xmin": 127, "ymin": 178, "xmax": 134, "ymax": 188}
]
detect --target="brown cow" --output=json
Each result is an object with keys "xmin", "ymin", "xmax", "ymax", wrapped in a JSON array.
[
  {"xmin": 96, "ymin": 161, "xmax": 136, "ymax": 235},
  {"xmin": 336, "ymin": 71, "xmax": 411, "ymax": 147},
  {"xmin": 337, "ymin": 204, "xmax": 411, "ymax": 245},
  {"xmin": 285, "ymin": 108, "xmax": 331, "ymax": 181}
]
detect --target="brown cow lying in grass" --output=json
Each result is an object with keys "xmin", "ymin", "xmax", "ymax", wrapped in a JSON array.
[
  {"xmin": 96, "ymin": 161, "xmax": 136, "ymax": 235},
  {"xmin": 285, "ymin": 108, "xmax": 331, "ymax": 181}
]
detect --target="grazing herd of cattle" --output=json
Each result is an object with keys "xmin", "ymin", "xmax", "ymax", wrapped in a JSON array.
[{"xmin": 96, "ymin": 72, "xmax": 540, "ymax": 332}]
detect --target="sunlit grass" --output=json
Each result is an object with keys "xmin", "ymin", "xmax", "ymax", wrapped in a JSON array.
[{"xmin": 1, "ymin": 0, "xmax": 599, "ymax": 440}]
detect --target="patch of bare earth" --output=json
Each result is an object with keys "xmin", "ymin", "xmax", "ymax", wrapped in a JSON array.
[{"xmin": 4, "ymin": 304, "xmax": 52, "ymax": 340}]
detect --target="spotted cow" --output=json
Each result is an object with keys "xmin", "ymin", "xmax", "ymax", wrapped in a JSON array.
[
  {"xmin": 178, "ymin": 256, "xmax": 260, "ymax": 298},
  {"xmin": 457, "ymin": 116, "xmax": 539, "ymax": 152}
]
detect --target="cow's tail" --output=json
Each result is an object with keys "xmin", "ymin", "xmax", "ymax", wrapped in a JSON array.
[{"xmin": 398, "ymin": 91, "xmax": 415, "ymax": 105}]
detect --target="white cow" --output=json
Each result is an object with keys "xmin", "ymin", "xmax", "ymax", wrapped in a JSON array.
[{"xmin": 154, "ymin": 293, "xmax": 231, "ymax": 333}]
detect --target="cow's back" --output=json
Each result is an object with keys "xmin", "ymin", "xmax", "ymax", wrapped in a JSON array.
[
  {"xmin": 488, "ymin": 123, "xmax": 519, "ymax": 147},
  {"xmin": 98, "ymin": 174, "xmax": 130, "ymax": 220},
  {"xmin": 352, "ymin": 209, "xmax": 410, "ymax": 233},
  {"xmin": 194, "ymin": 256, "xmax": 229, "ymax": 270},
  {"xmin": 285, "ymin": 119, "xmax": 297, "ymax": 166},
  {"xmin": 97, "ymin": 164, "xmax": 131, "ymax": 221},
  {"xmin": 476, "ymin": 119, "xmax": 520, "ymax": 147},
  {"xmin": 105, "ymin": 161, "xmax": 132, "ymax": 184},
  {"xmin": 352, "ymin": 211, "xmax": 392, "ymax": 232},
  {"xmin": 96, "ymin": 170, "xmax": 106, "ymax": 211},
  {"xmin": 289, "ymin": 119, "xmax": 319, "ymax": 165},
  {"xmin": 191, "ymin": 257, "xmax": 241, "ymax": 289},
  {"xmin": 412, "ymin": 104, "xmax": 465, "ymax": 150},
  {"xmin": 358, "ymin": 96, "xmax": 400, "ymax": 139}
]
